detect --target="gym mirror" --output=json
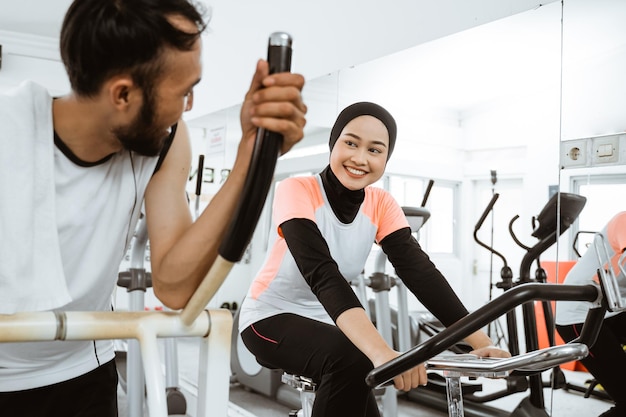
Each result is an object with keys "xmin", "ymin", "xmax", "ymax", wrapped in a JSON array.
[
  {"xmin": 183, "ymin": 0, "xmax": 624, "ymax": 394},
  {"xmin": 272, "ymin": 3, "xmax": 565, "ymax": 314},
  {"xmin": 183, "ymin": 3, "xmax": 569, "ymax": 332},
  {"xmin": 224, "ymin": 5, "xmax": 570, "ymax": 414},
  {"xmin": 558, "ymin": 0, "xmax": 626, "ymax": 258}
]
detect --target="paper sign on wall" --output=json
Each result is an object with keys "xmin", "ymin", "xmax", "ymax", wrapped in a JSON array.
[{"xmin": 207, "ymin": 126, "xmax": 226, "ymax": 155}]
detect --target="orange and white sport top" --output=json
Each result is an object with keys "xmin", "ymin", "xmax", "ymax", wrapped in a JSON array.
[{"xmin": 238, "ymin": 174, "xmax": 409, "ymax": 331}]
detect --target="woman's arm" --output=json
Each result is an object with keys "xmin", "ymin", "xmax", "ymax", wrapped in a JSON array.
[
  {"xmin": 381, "ymin": 227, "xmax": 510, "ymax": 358},
  {"xmin": 335, "ymin": 307, "xmax": 428, "ymax": 391},
  {"xmin": 381, "ymin": 228, "xmax": 469, "ymax": 325}
]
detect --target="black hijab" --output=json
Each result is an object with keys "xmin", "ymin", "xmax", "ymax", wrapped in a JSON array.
[
  {"xmin": 321, "ymin": 102, "xmax": 397, "ymax": 223},
  {"xmin": 328, "ymin": 101, "xmax": 397, "ymax": 161}
]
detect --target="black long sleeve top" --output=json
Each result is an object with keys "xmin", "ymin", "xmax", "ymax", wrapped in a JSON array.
[{"xmin": 279, "ymin": 166, "xmax": 469, "ymax": 326}]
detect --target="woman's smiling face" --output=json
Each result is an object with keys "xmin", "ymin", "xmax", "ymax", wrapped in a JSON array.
[{"xmin": 329, "ymin": 115, "xmax": 390, "ymax": 191}]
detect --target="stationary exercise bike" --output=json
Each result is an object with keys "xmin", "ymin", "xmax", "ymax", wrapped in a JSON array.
[
  {"xmin": 477, "ymin": 191, "xmax": 607, "ymax": 401},
  {"xmin": 403, "ymin": 191, "xmax": 587, "ymax": 417},
  {"xmin": 367, "ymin": 209, "xmax": 626, "ymax": 416}
]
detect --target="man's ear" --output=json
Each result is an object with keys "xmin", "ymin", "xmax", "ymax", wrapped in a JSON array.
[{"xmin": 108, "ymin": 75, "xmax": 140, "ymax": 111}]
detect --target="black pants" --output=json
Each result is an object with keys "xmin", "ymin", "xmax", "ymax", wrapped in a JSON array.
[
  {"xmin": 0, "ymin": 359, "xmax": 118, "ymax": 417},
  {"xmin": 556, "ymin": 311, "xmax": 626, "ymax": 410},
  {"xmin": 241, "ymin": 313, "xmax": 380, "ymax": 417}
]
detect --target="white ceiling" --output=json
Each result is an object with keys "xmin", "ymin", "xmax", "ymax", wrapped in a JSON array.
[
  {"xmin": 0, "ymin": 0, "xmax": 559, "ymax": 123},
  {"xmin": 0, "ymin": 0, "xmax": 623, "ymax": 138}
]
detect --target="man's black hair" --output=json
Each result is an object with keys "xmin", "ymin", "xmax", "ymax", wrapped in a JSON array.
[{"xmin": 60, "ymin": 0, "xmax": 209, "ymax": 97}]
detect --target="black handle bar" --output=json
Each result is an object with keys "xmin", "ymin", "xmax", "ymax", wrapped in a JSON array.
[
  {"xmin": 420, "ymin": 179, "xmax": 434, "ymax": 207},
  {"xmin": 365, "ymin": 282, "xmax": 600, "ymax": 387},
  {"xmin": 219, "ymin": 32, "xmax": 293, "ymax": 262},
  {"xmin": 473, "ymin": 193, "xmax": 509, "ymax": 268}
]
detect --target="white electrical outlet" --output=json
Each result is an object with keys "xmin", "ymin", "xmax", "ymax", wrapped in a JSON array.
[
  {"xmin": 561, "ymin": 133, "xmax": 626, "ymax": 169},
  {"xmin": 560, "ymin": 138, "xmax": 587, "ymax": 168}
]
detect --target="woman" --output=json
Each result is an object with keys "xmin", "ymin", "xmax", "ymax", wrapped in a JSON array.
[{"xmin": 238, "ymin": 102, "xmax": 509, "ymax": 417}]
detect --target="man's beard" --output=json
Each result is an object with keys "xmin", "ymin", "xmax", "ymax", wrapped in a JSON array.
[{"xmin": 114, "ymin": 89, "xmax": 169, "ymax": 157}]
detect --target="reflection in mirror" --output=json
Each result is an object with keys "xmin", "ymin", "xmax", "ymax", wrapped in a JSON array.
[
  {"xmin": 183, "ymin": 1, "xmax": 621, "ymax": 415},
  {"xmin": 554, "ymin": 1, "xmax": 626, "ymax": 415},
  {"xmin": 290, "ymin": 3, "xmax": 625, "ymax": 415},
  {"xmin": 279, "ymin": 5, "xmax": 568, "ymax": 415},
  {"xmin": 181, "ymin": 1, "xmax": 626, "ymax": 414}
]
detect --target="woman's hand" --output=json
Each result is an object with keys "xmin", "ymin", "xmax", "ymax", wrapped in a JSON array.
[
  {"xmin": 470, "ymin": 345, "xmax": 511, "ymax": 358},
  {"xmin": 372, "ymin": 349, "xmax": 428, "ymax": 392},
  {"xmin": 465, "ymin": 330, "xmax": 511, "ymax": 359}
]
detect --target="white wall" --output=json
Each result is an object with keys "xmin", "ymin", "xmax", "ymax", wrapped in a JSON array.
[{"xmin": 0, "ymin": 31, "xmax": 69, "ymax": 94}]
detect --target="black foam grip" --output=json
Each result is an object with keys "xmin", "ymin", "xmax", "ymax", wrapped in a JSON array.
[
  {"xmin": 195, "ymin": 154, "xmax": 204, "ymax": 196},
  {"xmin": 474, "ymin": 193, "xmax": 499, "ymax": 232},
  {"xmin": 365, "ymin": 283, "xmax": 600, "ymax": 388},
  {"xmin": 219, "ymin": 32, "xmax": 293, "ymax": 262},
  {"xmin": 420, "ymin": 179, "xmax": 434, "ymax": 207}
]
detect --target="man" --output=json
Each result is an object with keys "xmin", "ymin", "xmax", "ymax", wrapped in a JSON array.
[{"xmin": 0, "ymin": 0, "xmax": 306, "ymax": 415}]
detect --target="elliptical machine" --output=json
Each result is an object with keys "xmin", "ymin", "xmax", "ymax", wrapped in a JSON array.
[
  {"xmin": 469, "ymin": 191, "xmax": 587, "ymax": 416},
  {"xmin": 115, "ymin": 214, "xmax": 188, "ymax": 417},
  {"xmin": 114, "ymin": 154, "xmax": 209, "ymax": 417}
]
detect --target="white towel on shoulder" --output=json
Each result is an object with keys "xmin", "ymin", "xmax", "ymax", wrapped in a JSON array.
[{"xmin": 0, "ymin": 81, "xmax": 71, "ymax": 314}]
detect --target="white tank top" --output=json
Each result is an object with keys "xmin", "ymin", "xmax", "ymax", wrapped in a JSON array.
[{"xmin": 0, "ymin": 126, "xmax": 166, "ymax": 391}]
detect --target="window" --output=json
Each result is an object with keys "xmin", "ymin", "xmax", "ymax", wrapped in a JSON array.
[
  {"xmin": 570, "ymin": 174, "xmax": 626, "ymax": 257},
  {"xmin": 387, "ymin": 175, "xmax": 459, "ymax": 254}
]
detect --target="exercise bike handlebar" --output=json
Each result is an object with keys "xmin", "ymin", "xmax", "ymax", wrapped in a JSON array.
[
  {"xmin": 365, "ymin": 282, "xmax": 600, "ymax": 388},
  {"xmin": 427, "ymin": 343, "xmax": 588, "ymax": 376},
  {"xmin": 420, "ymin": 179, "xmax": 435, "ymax": 207},
  {"xmin": 474, "ymin": 193, "xmax": 499, "ymax": 233},
  {"xmin": 473, "ymin": 193, "xmax": 509, "ymax": 268},
  {"xmin": 594, "ymin": 232, "xmax": 626, "ymax": 312}
]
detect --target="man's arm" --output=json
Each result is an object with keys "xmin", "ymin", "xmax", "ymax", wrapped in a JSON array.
[{"xmin": 145, "ymin": 60, "xmax": 306, "ymax": 309}]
